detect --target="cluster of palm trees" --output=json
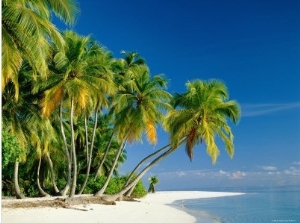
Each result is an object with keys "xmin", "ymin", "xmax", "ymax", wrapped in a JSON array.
[{"xmin": 2, "ymin": 0, "xmax": 241, "ymax": 200}]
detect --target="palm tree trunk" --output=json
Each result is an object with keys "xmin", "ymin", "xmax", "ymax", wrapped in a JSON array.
[
  {"xmin": 59, "ymin": 103, "xmax": 72, "ymax": 197},
  {"xmin": 95, "ymin": 138, "xmax": 127, "ymax": 196},
  {"xmin": 46, "ymin": 153, "xmax": 60, "ymax": 194},
  {"xmin": 126, "ymin": 148, "xmax": 173, "ymax": 195},
  {"xmin": 102, "ymin": 138, "xmax": 186, "ymax": 201},
  {"xmin": 148, "ymin": 183, "xmax": 155, "ymax": 193},
  {"xmin": 37, "ymin": 156, "xmax": 50, "ymax": 197},
  {"xmin": 94, "ymin": 129, "xmax": 115, "ymax": 181},
  {"xmin": 70, "ymin": 98, "xmax": 78, "ymax": 197},
  {"xmin": 85, "ymin": 115, "xmax": 89, "ymax": 164},
  {"xmin": 14, "ymin": 161, "xmax": 25, "ymax": 199},
  {"xmin": 103, "ymin": 147, "xmax": 175, "ymax": 201},
  {"xmin": 78, "ymin": 110, "xmax": 98, "ymax": 194},
  {"xmin": 123, "ymin": 144, "xmax": 170, "ymax": 195}
]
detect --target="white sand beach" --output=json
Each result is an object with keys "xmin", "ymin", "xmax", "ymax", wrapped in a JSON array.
[{"xmin": 2, "ymin": 191, "xmax": 244, "ymax": 223}]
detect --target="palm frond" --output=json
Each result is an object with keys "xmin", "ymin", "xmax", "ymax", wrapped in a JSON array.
[
  {"xmin": 146, "ymin": 121, "xmax": 157, "ymax": 145},
  {"xmin": 41, "ymin": 85, "xmax": 64, "ymax": 118},
  {"xmin": 165, "ymin": 79, "xmax": 240, "ymax": 163}
]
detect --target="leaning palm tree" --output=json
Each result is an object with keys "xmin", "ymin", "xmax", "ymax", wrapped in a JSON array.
[
  {"xmin": 2, "ymin": 0, "xmax": 78, "ymax": 100},
  {"xmin": 166, "ymin": 79, "xmax": 240, "ymax": 163},
  {"xmin": 94, "ymin": 52, "xmax": 146, "ymax": 181},
  {"xmin": 148, "ymin": 176, "xmax": 159, "ymax": 193},
  {"xmin": 102, "ymin": 79, "xmax": 240, "ymax": 201},
  {"xmin": 39, "ymin": 31, "xmax": 116, "ymax": 197},
  {"xmin": 95, "ymin": 65, "xmax": 172, "ymax": 196}
]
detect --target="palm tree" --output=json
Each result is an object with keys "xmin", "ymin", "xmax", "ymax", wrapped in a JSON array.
[
  {"xmin": 2, "ymin": 62, "xmax": 39, "ymax": 199},
  {"xmin": 93, "ymin": 51, "xmax": 146, "ymax": 181},
  {"xmin": 78, "ymin": 113, "xmax": 126, "ymax": 194},
  {"xmin": 39, "ymin": 31, "xmax": 116, "ymax": 197},
  {"xmin": 148, "ymin": 176, "xmax": 159, "ymax": 193},
  {"xmin": 114, "ymin": 68, "xmax": 172, "ymax": 144},
  {"xmin": 2, "ymin": 0, "xmax": 78, "ymax": 100},
  {"xmin": 102, "ymin": 79, "xmax": 240, "ymax": 201},
  {"xmin": 165, "ymin": 79, "xmax": 240, "ymax": 163},
  {"xmin": 113, "ymin": 51, "xmax": 146, "ymax": 77},
  {"xmin": 95, "ymin": 64, "xmax": 172, "ymax": 196},
  {"xmin": 29, "ymin": 116, "xmax": 62, "ymax": 196},
  {"xmin": 2, "ymin": 59, "xmax": 66, "ymax": 197}
]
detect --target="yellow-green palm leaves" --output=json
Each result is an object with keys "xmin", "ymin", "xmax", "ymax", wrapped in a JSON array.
[
  {"xmin": 165, "ymin": 80, "xmax": 240, "ymax": 164},
  {"xmin": 2, "ymin": 0, "xmax": 78, "ymax": 100},
  {"xmin": 40, "ymin": 31, "xmax": 116, "ymax": 118},
  {"xmin": 112, "ymin": 62, "xmax": 172, "ymax": 145}
]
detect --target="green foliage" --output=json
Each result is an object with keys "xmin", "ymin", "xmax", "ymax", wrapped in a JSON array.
[
  {"xmin": 2, "ymin": 130, "xmax": 26, "ymax": 166},
  {"xmin": 2, "ymin": 178, "xmax": 14, "ymax": 197},
  {"xmin": 21, "ymin": 179, "xmax": 39, "ymax": 197},
  {"xmin": 1, "ymin": 0, "xmax": 239, "ymax": 200},
  {"xmin": 131, "ymin": 179, "xmax": 147, "ymax": 198},
  {"xmin": 148, "ymin": 175, "xmax": 159, "ymax": 184},
  {"xmin": 164, "ymin": 79, "xmax": 240, "ymax": 164},
  {"xmin": 77, "ymin": 174, "xmax": 147, "ymax": 198},
  {"xmin": 148, "ymin": 176, "xmax": 159, "ymax": 193}
]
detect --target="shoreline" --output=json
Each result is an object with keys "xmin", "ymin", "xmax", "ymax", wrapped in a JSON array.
[
  {"xmin": 140, "ymin": 191, "xmax": 245, "ymax": 223},
  {"xmin": 2, "ymin": 191, "xmax": 244, "ymax": 223}
]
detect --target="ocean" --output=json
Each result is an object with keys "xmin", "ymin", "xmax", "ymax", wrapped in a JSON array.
[{"xmin": 172, "ymin": 186, "xmax": 300, "ymax": 223}]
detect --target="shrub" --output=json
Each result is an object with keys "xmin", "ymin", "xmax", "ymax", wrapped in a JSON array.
[{"xmin": 78, "ymin": 174, "xmax": 147, "ymax": 198}]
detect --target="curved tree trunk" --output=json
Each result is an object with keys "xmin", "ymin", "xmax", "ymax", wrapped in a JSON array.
[
  {"xmin": 14, "ymin": 162, "xmax": 25, "ymax": 199},
  {"xmin": 70, "ymin": 98, "xmax": 78, "ymax": 197},
  {"xmin": 94, "ymin": 130, "xmax": 115, "ymax": 181},
  {"xmin": 125, "ymin": 182, "xmax": 135, "ymax": 196},
  {"xmin": 37, "ymin": 156, "xmax": 50, "ymax": 197},
  {"xmin": 95, "ymin": 138, "xmax": 127, "ymax": 196},
  {"xmin": 123, "ymin": 144, "xmax": 170, "ymax": 196},
  {"xmin": 59, "ymin": 103, "xmax": 72, "ymax": 197},
  {"xmin": 126, "ymin": 139, "xmax": 185, "ymax": 196},
  {"xmin": 102, "ymin": 147, "xmax": 176, "ymax": 201},
  {"xmin": 78, "ymin": 110, "xmax": 98, "ymax": 194},
  {"xmin": 46, "ymin": 153, "xmax": 60, "ymax": 194},
  {"xmin": 102, "ymin": 138, "xmax": 186, "ymax": 201}
]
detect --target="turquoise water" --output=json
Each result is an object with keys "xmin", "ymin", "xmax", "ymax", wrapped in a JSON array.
[{"xmin": 173, "ymin": 186, "xmax": 300, "ymax": 223}]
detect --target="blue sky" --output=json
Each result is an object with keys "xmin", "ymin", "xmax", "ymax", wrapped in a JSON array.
[{"xmin": 56, "ymin": 0, "xmax": 300, "ymax": 190}]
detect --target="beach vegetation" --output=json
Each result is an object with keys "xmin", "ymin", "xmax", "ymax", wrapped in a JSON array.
[
  {"xmin": 102, "ymin": 80, "xmax": 240, "ymax": 201},
  {"xmin": 2, "ymin": 130, "xmax": 24, "ymax": 167},
  {"xmin": 148, "ymin": 176, "xmax": 159, "ymax": 193},
  {"xmin": 2, "ymin": 0, "xmax": 78, "ymax": 100},
  {"xmin": 1, "ymin": 0, "xmax": 240, "ymax": 202},
  {"xmin": 94, "ymin": 52, "xmax": 172, "ymax": 196}
]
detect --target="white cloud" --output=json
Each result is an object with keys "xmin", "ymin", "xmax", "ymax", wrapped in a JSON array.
[
  {"xmin": 152, "ymin": 166, "xmax": 300, "ymax": 190},
  {"xmin": 219, "ymin": 170, "xmax": 229, "ymax": 176},
  {"xmin": 159, "ymin": 169, "xmax": 247, "ymax": 180},
  {"xmin": 230, "ymin": 171, "xmax": 246, "ymax": 179},
  {"xmin": 293, "ymin": 161, "xmax": 300, "ymax": 165},
  {"xmin": 284, "ymin": 167, "xmax": 300, "ymax": 176},
  {"xmin": 176, "ymin": 171, "xmax": 187, "ymax": 177},
  {"xmin": 267, "ymin": 171, "xmax": 280, "ymax": 175},
  {"xmin": 241, "ymin": 102, "xmax": 300, "ymax": 117},
  {"xmin": 260, "ymin": 166, "xmax": 277, "ymax": 171}
]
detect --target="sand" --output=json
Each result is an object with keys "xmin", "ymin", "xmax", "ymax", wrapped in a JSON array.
[{"xmin": 1, "ymin": 191, "xmax": 244, "ymax": 223}]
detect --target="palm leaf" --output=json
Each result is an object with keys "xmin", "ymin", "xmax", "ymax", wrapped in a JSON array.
[
  {"xmin": 146, "ymin": 121, "xmax": 157, "ymax": 145},
  {"xmin": 41, "ymin": 85, "xmax": 64, "ymax": 118}
]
